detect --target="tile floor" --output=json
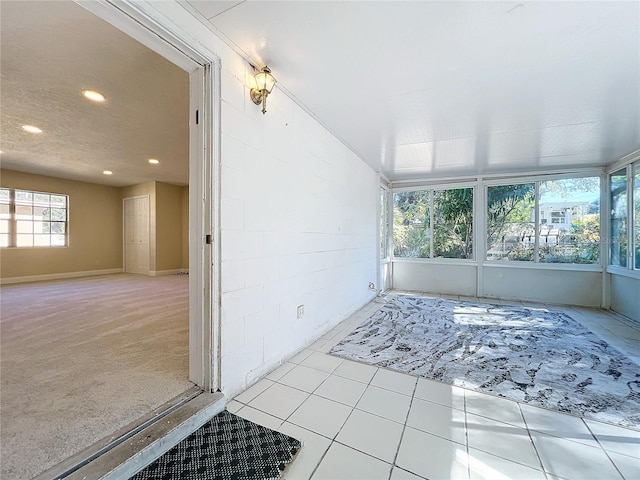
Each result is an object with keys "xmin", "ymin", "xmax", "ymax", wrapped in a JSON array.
[{"xmin": 228, "ymin": 293, "xmax": 640, "ymax": 480}]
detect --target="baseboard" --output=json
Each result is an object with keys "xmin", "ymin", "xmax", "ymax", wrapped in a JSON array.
[
  {"xmin": 0, "ymin": 268, "xmax": 123, "ymax": 285},
  {"xmin": 149, "ymin": 269, "xmax": 183, "ymax": 277}
]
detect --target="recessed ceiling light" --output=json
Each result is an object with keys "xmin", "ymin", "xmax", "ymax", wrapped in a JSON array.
[
  {"xmin": 103, "ymin": 170, "xmax": 113, "ymax": 175},
  {"xmin": 148, "ymin": 158, "xmax": 160, "ymax": 165},
  {"xmin": 21, "ymin": 125, "xmax": 43, "ymax": 134},
  {"xmin": 82, "ymin": 90, "xmax": 106, "ymax": 102}
]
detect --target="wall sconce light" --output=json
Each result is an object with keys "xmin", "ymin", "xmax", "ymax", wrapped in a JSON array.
[{"xmin": 250, "ymin": 66, "xmax": 276, "ymax": 114}]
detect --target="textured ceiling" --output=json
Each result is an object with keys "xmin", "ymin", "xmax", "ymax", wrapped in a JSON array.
[
  {"xmin": 0, "ymin": 1, "xmax": 189, "ymax": 187},
  {"xmin": 188, "ymin": 0, "xmax": 640, "ymax": 181}
]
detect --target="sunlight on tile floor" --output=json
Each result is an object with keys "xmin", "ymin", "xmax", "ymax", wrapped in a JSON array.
[{"xmin": 229, "ymin": 294, "xmax": 640, "ymax": 480}]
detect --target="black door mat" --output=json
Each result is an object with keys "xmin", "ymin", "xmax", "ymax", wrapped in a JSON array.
[{"xmin": 130, "ymin": 410, "xmax": 301, "ymax": 480}]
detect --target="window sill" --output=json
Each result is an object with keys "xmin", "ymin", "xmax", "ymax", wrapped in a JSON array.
[
  {"xmin": 483, "ymin": 261, "xmax": 602, "ymax": 272},
  {"xmin": 606, "ymin": 266, "xmax": 640, "ymax": 280},
  {"xmin": 392, "ymin": 258, "xmax": 477, "ymax": 267}
]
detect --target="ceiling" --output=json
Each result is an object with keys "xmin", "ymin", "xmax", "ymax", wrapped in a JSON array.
[
  {"xmin": 0, "ymin": 1, "xmax": 189, "ymax": 187},
  {"xmin": 1, "ymin": 2, "xmax": 638, "ymax": 186},
  {"xmin": 186, "ymin": 0, "xmax": 640, "ymax": 181}
]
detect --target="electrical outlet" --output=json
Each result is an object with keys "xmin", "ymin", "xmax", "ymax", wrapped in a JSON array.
[
  {"xmin": 297, "ymin": 305, "xmax": 305, "ymax": 319},
  {"xmin": 369, "ymin": 282, "xmax": 376, "ymax": 290}
]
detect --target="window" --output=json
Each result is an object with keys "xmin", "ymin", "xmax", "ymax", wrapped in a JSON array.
[
  {"xmin": 393, "ymin": 187, "xmax": 473, "ymax": 259},
  {"xmin": 487, "ymin": 176, "xmax": 600, "ymax": 264},
  {"xmin": 0, "ymin": 188, "xmax": 68, "ymax": 248},
  {"xmin": 380, "ymin": 187, "xmax": 389, "ymax": 259},
  {"xmin": 610, "ymin": 168, "xmax": 627, "ymax": 267},
  {"xmin": 634, "ymin": 163, "xmax": 640, "ymax": 269}
]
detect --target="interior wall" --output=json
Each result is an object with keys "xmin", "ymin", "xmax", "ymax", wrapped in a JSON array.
[
  {"xmin": 482, "ymin": 266, "xmax": 602, "ymax": 307},
  {"xmin": 610, "ymin": 274, "xmax": 640, "ymax": 322},
  {"xmin": 215, "ymin": 50, "xmax": 378, "ymax": 398},
  {"xmin": 155, "ymin": 182, "xmax": 184, "ymax": 272},
  {"xmin": 0, "ymin": 169, "xmax": 122, "ymax": 281},
  {"xmin": 392, "ymin": 262, "xmax": 477, "ymax": 296}
]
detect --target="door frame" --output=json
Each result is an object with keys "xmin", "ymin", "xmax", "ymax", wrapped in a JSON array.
[
  {"xmin": 78, "ymin": 0, "xmax": 222, "ymax": 392},
  {"xmin": 122, "ymin": 194, "xmax": 151, "ymax": 275}
]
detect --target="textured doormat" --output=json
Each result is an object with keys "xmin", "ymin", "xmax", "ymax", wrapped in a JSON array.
[
  {"xmin": 130, "ymin": 410, "xmax": 301, "ymax": 480},
  {"xmin": 330, "ymin": 294, "xmax": 640, "ymax": 430}
]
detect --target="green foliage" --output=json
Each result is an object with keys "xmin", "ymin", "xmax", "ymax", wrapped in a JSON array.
[{"xmin": 487, "ymin": 184, "xmax": 535, "ymax": 248}]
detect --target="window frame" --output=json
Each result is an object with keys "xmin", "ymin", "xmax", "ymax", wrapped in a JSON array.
[
  {"xmin": 606, "ymin": 155, "xmax": 640, "ymax": 277},
  {"xmin": 0, "ymin": 187, "xmax": 69, "ymax": 248},
  {"xmin": 392, "ymin": 181, "xmax": 477, "ymax": 262}
]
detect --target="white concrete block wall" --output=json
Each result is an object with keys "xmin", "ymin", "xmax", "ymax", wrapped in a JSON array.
[{"xmin": 217, "ymin": 38, "xmax": 378, "ymax": 398}]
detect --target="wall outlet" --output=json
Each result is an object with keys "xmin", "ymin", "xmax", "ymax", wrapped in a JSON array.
[
  {"xmin": 297, "ymin": 305, "xmax": 305, "ymax": 319},
  {"xmin": 369, "ymin": 282, "xmax": 376, "ymax": 290}
]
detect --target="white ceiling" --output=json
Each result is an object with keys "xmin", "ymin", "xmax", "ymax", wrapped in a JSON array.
[
  {"xmin": 0, "ymin": 1, "xmax": 189, "ymax": 187},
  {"xmin": 2, "ymin": 1, "xmax": 638, "ymax": 186},
  {"xmin": 187, "ymin": 0, "xmax": 640, "ymax": 181}
]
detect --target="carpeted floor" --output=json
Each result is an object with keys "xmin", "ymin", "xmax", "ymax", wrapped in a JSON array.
[
  {"xmin": 0, "ymin": 274, "xmax": 193, "ymax": 479},
  {"xmin": 131, "ymin": 410, "xmax": 301, "ymax": 480},
  {"xmin": 330, "ymin": 294, "xmax": 640, "ymax": 430}
]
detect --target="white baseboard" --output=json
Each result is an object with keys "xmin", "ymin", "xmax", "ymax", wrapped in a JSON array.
[
  {"xmin": 149, "ymin": 269, "xmax": 183, "ymax": 277},
  {"xmin": 0, "ymin": 268, "xmax": 123, "ymax": 285}
]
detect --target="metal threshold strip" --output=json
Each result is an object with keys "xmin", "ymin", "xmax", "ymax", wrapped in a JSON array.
[{"xmin": 35, "ymin": 386, "xmax": 211, "ymax": 480}]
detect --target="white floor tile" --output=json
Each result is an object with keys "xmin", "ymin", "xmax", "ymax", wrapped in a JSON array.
[
  {"xmin": 288, "ymin": 395, "xmax": 353, "ymax": 439},
  {"xmin": 279, "ymin": 422, "xmax": 332, "ymax": 480},
  {"xmin": 314, "ymin": 374, "xmax": 368, "ymax": 406},
  {"xmin": 370, "ymin": 368, "xmax": 417, "ymax": 396},
  {"xmin": 235, "ymin": 406, "xmax": 283, "ymax": 431},
  {"xmin": 290, "ymin": 349, "xmax": 315, "ymax": 364},
  {"xmin": 249, "ymin": 383, "xmax": 309, "ymax": 420},
  {"xmin": 356, "ymin": 385, "xmax": 412, "ymax": 424},
  {"xmin": 266, "ymin": 362, "xmax": 296, "ymax": 381},
  {"xmin": 531, "ymin": 430, "xmax": 623, "ymax": 480},
  {"xmin": 585, "ymin": 419, "xmax": 640, "ymax": 458},
  {"xmin": 468, "ymin": 448, "xmax": 546, "ymax": 480},
  {"xmin": 234, "ymin": 378, "xmax": 274, "ymax": 404},
  {"xmin": 466, "ymin": 413, "xmax": 541, "ymax": 470},
  {"xmin": 396, "ymin": 427, "xmax": 469, "ymax": 480},
  {"xmin": 608, "ymin": 451, "xmax": 640, "ymax": 480},
  {"xmin": 414, "ymin": 378, "xmax": 465, "ymax": 411},
  {"xmin": 406, "ymin": 398, "xmax": 466, "ymax": 445},
  {"xmin": 464, "ymin": 389, "xmax": 526, "ymax": 428},
  {"xmin": 389, "ymin": 467, "xmax": 427, "ymax": 480},
  {"xmin": 335, "ymin": 409, "xmax": 404, "ymax": 463},
  {"xmin": 311, "ymin": 442, "xmax": 391, "ymax": 480},
  {"xmin": 300, "ymin": 352, "xmax": 344, "ymax": 373},
  {"xmin": 278, "ymin": 364, "xmax": 331, "ymax": 393},
  {"xmin": 521, "ymin": 403, "xmax": 599, "ymax": 447},
  {"xmin": 333, "ymin": 360, "xmax": 378, "ymax": 384},
  {"xmin": 225, "ymin": 400, "xmax": 243, "ymax": 414},
  {"xmin": 308, "ymin": 339, "xmax": 330, "ymax": 352}
]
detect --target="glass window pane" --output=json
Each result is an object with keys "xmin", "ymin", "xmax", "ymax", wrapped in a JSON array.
[
  {"xmin": 610, "ymin": 168, "xmax": 628, "ymax": 267},
  {"xmin": 15, "ymin": 190, "xmax": 33, "ymax": 203},
  {"xmin": 16, "ymin": 234, "xmax": 33, "ymax": 247},
  {"xmin": 15, "ymin": 205, "xmax": 32, "ymax": 219},
  {"xmin": 0, "ymin": 188, "xmax": 10, "ymax": 202},
  {"xmin": 50, "ymin": 208, "xmax": 66, "ymax": 221},
  {"xmin": 51, "ymin": 234, "xmax": 66, "ymax": 246},
  {"xmin": 34, "ymin": 235, "xmax": 51, "ymax": 247},
  {"xmin": 0, "ymin": 234, "xmax": 9, "ymax": 247},
  {"xmin": 634, "ymin": 163, "xmax": 640, "ymax": 269},
  {"xmin": 0, "ymin": 204, "xmax": 10, "ymax": 219},
  {"xmin": 539, "ymin": 177, "xmax": 600, "ymax": 264},
  {"xmin": 34, "ymin": 193, "xmax": 50, "ymax": 204},
  {"xmin": 51, "ymin": 195, "xmax": 66, "ymax": 206},
  {"xmin": 433, "ymin": 188, "xmax": 473, "ymax": 259},
  {"xmin": 51, "ymin": 222, "xmax": 65, "ymax": 234},
  {"xmin": 487, "ymin": 184, "xmax": 535, "ymax": 261},
  {"xmin": 16, "ymin": 221, "xmax": 33, "ymax": 234},
  {"xmin": 0, "ymin": 219, "xmax": 9, "ymax": 233},
  {"xmin": 33, "ymin": 206, "xmax": 49, "ymax": 220},
  {"xmin": 380, "ymin": 188, "xmax": 388, "ymax": 259},
  {"xmin": 393, "ymin": 190, "xmax": 431, "ymax": 258}
]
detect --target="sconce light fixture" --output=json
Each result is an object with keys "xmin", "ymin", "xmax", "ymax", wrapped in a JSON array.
[{"xmin": 250, "ymin": 66, "xmax": 276, "ymax": 114}]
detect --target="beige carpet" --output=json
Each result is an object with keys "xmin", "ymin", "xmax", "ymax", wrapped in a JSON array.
[{"xmin": 0, "ymin": 274, "xmax": 193, "ymax": 479}]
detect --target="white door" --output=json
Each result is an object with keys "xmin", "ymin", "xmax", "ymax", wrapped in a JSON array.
[{"xmin": 124, "ymin": 196, "xmax": 150, "ymax": 275}]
